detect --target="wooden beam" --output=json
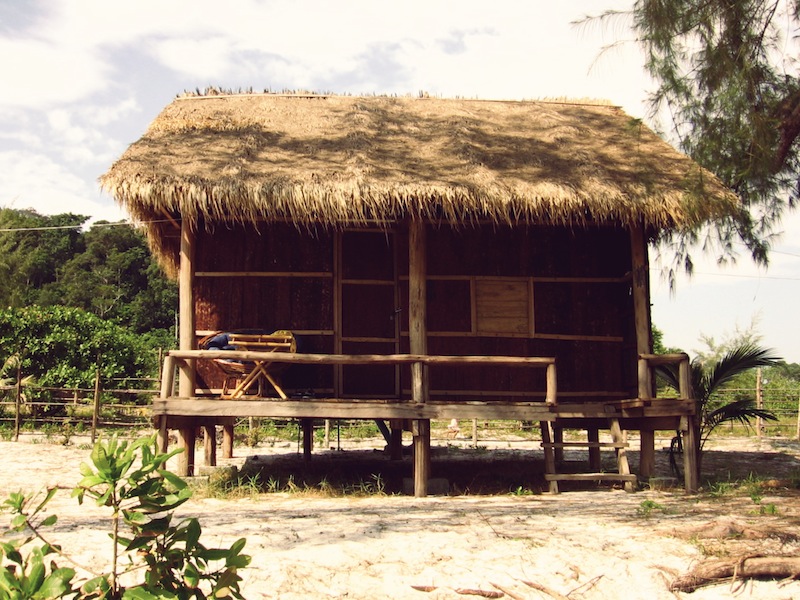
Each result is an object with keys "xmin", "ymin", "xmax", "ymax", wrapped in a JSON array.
[
  {"xmin": 153, "ymin": 399, "xmax": 556, "ymax": 421},
  {"xmin": 166, "ymin": 349, "xmax": 556, "ymax": 367}
]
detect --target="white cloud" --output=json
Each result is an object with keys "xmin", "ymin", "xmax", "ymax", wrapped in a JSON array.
[
  {"xmin": 0, "ymin": 151, "xmax": 124, "ymax": 221},
  {"xmin": 0, "ymin": 38, "xmax": 110, "ymax": 109}
]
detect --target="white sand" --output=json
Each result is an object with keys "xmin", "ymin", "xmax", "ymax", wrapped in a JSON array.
[{"xmin": 2, "ymin": 436, "xmax": 799, "ymax": 599}]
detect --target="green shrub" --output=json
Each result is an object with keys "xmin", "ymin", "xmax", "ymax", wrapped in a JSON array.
[{"xmin": 1, "ymin": 435, "xmax": 250, "ymax": 599}]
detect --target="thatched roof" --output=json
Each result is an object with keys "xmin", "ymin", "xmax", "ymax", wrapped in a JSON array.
[{"xmin": 102, "ymin": 92, "xmax": 737, "ymax": 239}]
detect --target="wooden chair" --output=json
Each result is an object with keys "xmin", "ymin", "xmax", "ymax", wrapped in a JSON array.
[{"xmin": 202, "ymin": 330, "xmax": 297, "ymax": 399}]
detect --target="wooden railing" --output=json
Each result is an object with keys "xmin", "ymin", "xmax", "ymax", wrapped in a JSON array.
[
  {"xmin": 160, "ymin": 350, "xmax": 558, "ymax": 405},
  {"xmin": 638, "ymin": 353, "xmax": 693, "ymax": 401}
]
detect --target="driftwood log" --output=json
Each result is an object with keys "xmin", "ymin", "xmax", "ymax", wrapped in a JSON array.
[{"xmin": 671, "ymin": 555, "xmax": 800, "ymax": 592}]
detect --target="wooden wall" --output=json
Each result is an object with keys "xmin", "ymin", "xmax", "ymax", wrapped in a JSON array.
[{"xmin": 192, "ymin": 222, "xmax": 638, "ymax": 402}]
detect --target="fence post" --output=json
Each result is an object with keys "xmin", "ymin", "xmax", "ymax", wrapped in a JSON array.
[
  {"xmin": 796, "ymin": 394, "xmax": 800, "ymax": 441},
  {"xmin": 14, "ymin": 364, "xmax": 22, "ymax": 441},
  {"xmin": 91, "ymin": 368, "xmax": 101, "ymax": 443},
  {"xmin": 756, "ymin": 368, "xmax": 763, "ymax": 440}
]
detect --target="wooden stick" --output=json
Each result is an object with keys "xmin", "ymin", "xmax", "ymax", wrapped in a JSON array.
[
  {"xmin": 671, "ymin": 556, "xmax": 800, "ymax": 593},
  {"xmin": 520, "ymin": 580, "xmax": 569, "ymax": 600}
]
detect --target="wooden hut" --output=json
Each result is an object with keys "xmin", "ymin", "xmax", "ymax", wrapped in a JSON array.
[{"xmin": 101, "ymin": 93, "xmax": 737, "ymax": 495}]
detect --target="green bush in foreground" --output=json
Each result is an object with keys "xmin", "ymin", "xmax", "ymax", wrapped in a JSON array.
[{"xmin": 1, "ymin": 436, "xmax": 250, "ymax": 599}]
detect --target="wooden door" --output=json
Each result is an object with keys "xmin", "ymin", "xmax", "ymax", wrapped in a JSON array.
[{"xmin": 336, "ymin": 230, "xmax": 400, "ymax": 398}]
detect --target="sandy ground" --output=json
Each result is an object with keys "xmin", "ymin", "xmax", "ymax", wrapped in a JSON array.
[{"xmin": 2, "ymin": 434, "xmax": 800, "ymax": 599}]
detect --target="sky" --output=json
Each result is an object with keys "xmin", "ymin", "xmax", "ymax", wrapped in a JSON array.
[{"xmin": 0, "ymin": 0, "xmax": 798, "ymax": 362}]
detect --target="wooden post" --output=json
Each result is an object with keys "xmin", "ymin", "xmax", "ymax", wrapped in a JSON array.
[
  {"xmin": 588, "ymin": 428, "xmax": 601, "ymax": 470},
  {"xmin": 545, "ymin": 362, "xmax": 557, "ymax": 405},
  {"xmin": 14, "ymin": 364, "xmax": 21, "ymax": 442},
  {"xmin": 302, "ymin": 418, "xmax": 313, "ymax": 461},
  {"xmin": 553, "ymin": 426, "xmax": 564, "ymax": 463},
  {"xmin": 409, "ymin": 219, "xmax": 430, "ymax": 497},
  {"xmin": 796, "ymin": 394, "xmax": 800, "ymax": 441},
  {"xmin": 678, "ymin": 355, "xmax": 699, "ymax": 492},
  {"xmin": 91, "ymin": 368, "xmax": 101, "ymax": 444},
  {"xmin": 203, "ymin": 425, "xmax": 216, "ymax": 467},
  {"xmin": 472, "ymin": 418, "xmax": 478, "ymax": 449},
  {"xmin": 156, "ymin": 416, "xmax": 168, "ymax": 453},
  {"xmin": 412, "ymin": 419, "xmax": 430, "ymax": 496},
  {"xmin": 756, "ymin": 367, "xmax": 763, "ymax": 439},
  {"xmin": 157, "ymin": 355, "xmax": 175, "ymax": 454},
  {"xmin": 630, "ymin": 224, "xmax": 655, "ymax": 479},
  {"xmin": 177, "ymin": 216, "xmax": 196, "ymax": 476},
  {"xmin": 638, "ymin": 357, "xmax": 655, "ymax": 479},
  {"xmin": 177, "ymin": 428, "xmax": 196, "ymax": 477},
  {"xmin": 682, "ymin": 415, "xmax": 700, "ymax": 493},
  {"xmin": 222, "ymin": 422, "xmax": 234, "ymax": 459},
  {"xmin": 540, "ymin": 421, "xmax": 558, "ymax": 494},
  {"xmin": 389, "ymin": 419, "xmax": 404, "ymax": 460}
]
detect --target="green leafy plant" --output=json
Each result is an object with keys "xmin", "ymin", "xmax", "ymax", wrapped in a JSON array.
[
  {"xmin": 1, "ymin": 489, "xmax": 77, "ymax": 599},
  {"xmin": 636, "ymin": 499, "xmax": 667, "ymax": 518},
  {"xmin": 657, "ymin": 343, "xmax": 780, "ymax": 479},
  {"xmin": 1, "ymin": 435, "xmax": 251, "ymax": 599}
]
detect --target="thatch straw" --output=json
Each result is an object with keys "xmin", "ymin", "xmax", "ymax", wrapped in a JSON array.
[{"xmin": 101, "ymin": 93, "xmax": 738, "ymax": 271}]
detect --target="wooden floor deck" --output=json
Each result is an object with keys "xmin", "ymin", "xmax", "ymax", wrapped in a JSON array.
[{"xmin": 154, "ymin": 350, "xmax": 699, "ymax": 494}]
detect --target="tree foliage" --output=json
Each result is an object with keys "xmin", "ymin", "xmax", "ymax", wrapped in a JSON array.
[
  {"xmin": 586, "ymin": 1, "xmax": 799, "ymax": 274},
  {"xmin": 0, "ymin": 306, "xmax": 152, "ymax": 388},
  {"xmin": 0, "ymin": 209, "xmax": 177, "ymax": 335}
]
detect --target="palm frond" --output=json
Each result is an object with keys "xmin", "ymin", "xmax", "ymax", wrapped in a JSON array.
[
  {"xmin": 703, "ymin": 344, "xmax": 780, "ymax": 396},
  {"xmin": 704, "ymin": 398, "xmax": 778, "ymax": 431}
]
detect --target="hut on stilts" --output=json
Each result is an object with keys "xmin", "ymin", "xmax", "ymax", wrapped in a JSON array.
[{"xmin": 101, "ymin": 92, "xmax": 738, "ymax": 495}]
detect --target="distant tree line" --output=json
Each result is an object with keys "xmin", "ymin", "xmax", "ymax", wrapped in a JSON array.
[{"xmin": 0, "ymin": 208, "xmax": 177, "ymax": 386}]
